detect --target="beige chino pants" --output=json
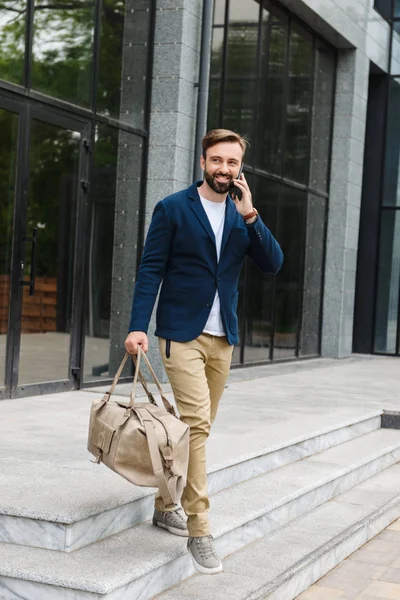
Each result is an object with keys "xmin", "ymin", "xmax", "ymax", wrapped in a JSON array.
[{"xmin": 155, "ymin": 333, "xmax": 233, "ymax": 537}]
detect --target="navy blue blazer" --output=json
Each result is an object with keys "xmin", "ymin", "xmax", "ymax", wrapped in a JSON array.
[{"xmin": 128, "ymin": 182, "xmax": 283, "ymax": 345}]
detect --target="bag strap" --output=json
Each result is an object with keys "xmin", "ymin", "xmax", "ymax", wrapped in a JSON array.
[
  {"xmin": 142, "ymin": 417, "xmax": 177, "ymax": 509},
  {"xmin": 104, "ymin": 348, "xmax": 175, "ymax": 415},
  {"xmin": 131, "ymin": 347, "xmax": 176, "ymax": 415},
  {"xmin": 106, "ymin": 352, "xmax": 131, "ymax": 398}
]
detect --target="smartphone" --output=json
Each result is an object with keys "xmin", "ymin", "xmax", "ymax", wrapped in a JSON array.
[{"xmin": 231, "ymin": 163, "xmax": 244, "ymax": 200}]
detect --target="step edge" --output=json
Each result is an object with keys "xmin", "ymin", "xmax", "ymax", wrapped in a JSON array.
[
  {"xmin": 245, "ymin": 493, "xmax": 400, "ymax": 600},
  {"xmin": 0, "ymin": 413, "xmax": 382, "ymax": 524},
  {"xmin": 210, "ymin": 411, "xmax": 383, "ymax": 472},
  {"xmin": 0, "ymin": 421, "xmax": 395, "ymax": 556},
  {"xmin": 1, "ymin": 446, "xmax": 400, "ymax": 594},
  {"xmin": 214, "ymin": 446, "xmax": 400, "ymax": 538}
]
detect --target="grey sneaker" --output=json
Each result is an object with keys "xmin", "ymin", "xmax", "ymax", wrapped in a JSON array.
[
  {"xmin": 187, "ymin": 535, "xmax": 223, "ymax": 574},
  {"xmin": 152, "ymin": 508, "xmax": 188, "ymax": 537}
]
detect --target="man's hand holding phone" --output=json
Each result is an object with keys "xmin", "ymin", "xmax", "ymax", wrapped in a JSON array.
[
  {"xmin": 231, "ymin": 168, "xmax": 257, "ymax": 223},
  {"xmin": 231, "ymin": 163, "xmax": 244, "ymax": 200}
]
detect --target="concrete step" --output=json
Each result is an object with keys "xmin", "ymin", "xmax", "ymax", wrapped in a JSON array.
[
  {"xmin": 1, "ymin": 428, "xmax": 400, "ymax": 599},
  {"xmin": 0, "ymin": 411, "xmax": 381, "ymax": 552},
  {"xmin": 156, "ymin": 464, "xmax": 400, "ymax": 600}
]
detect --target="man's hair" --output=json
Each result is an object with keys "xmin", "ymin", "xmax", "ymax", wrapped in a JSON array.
[{"xmin": 202, "ymin": 129, "xmax": 248, "ymax": 159}]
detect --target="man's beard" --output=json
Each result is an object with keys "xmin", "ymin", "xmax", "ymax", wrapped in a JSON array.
[{"xmin": 204, "ymin": 170, "xmax": 233, "ymax": 194}]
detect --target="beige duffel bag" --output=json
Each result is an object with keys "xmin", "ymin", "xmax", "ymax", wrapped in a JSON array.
[{"xmin": 88, "ymin": 347, "xmax": 189, "ymax": 509}]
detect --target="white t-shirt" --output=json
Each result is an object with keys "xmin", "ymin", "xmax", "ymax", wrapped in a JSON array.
[{"xmin": 199, "ymin": 195, "xmax": 226, "ymax": 336}]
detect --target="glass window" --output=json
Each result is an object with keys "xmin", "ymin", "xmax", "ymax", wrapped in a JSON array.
[
  {"xmin": 211, "ymin": 27, "xmax": 224, "ymax": 78},
  {"xmin": 273, "ymin": 186, "xmax": 306, "ymax": 359},
  {"xmin": 0, "ymin": 108, "xmax": 18, "ymax": 387},
  {"xmin": 309, "ymin": 42, "xmax": 335, "ymax": 193},
  {"xmin": 374, "ymin": 0, "xmax": 392, "ymax": 19},
  {"xmin": 84, "ymin": 125, "xmax": 143, "ymax": 381},
  {"xmin": 0, "ymin": 0, "xmax": 26, "ymax": 85},
  {"xmin": 213, "ymin": 0, "xmax": 226, "ymax": 25},
  {"xmin": 207, "ymin": 28, "xmax": 224, "ymax": 129},
  {"xmin": 284, "ymin": 25, "xmax": 313, "ymax": 184},
  {"xmin": 383, "ymin": 78, "xmax": 400, "ymax": 206},
  {"xmin": 255, "ymin": 10, "xmax": 288, "ymax": 176},
  {"xmin": 223, "ymin": 0, "xmax": 260, "ymax": 147},
  {"xmin": 84, "ymin": 125, "xmax": 117, "ymax": 381},
  {"xmin": 395, "ymin": 0, "xmax": 400, "ymax": 17},
  {"xmin": 100, "ymin": 1, "xmax": 151, "ymax": 128},
  {"xmin": 32, "ymin": 0, "xmax": 95, "ymax": 106},
  {"xmin": 374, "ymin": 210, "xmax": 400, "ymax": 354},
  {"xmin": 300, "ymin": 194, "xmax": 326, "ymax": 356},
  {"xmin": 243, "ymin": 177, "xmax": 278, "ymax": 363},
  {"xmin": 228, "ymin": 0, "xmax": 259, "ymax": 22},
  {"xmin": 19, "ymin": 119, "xmax": 80, "ymax": 385},
  {"xmin": 208, "ymin": 79, "xmax": 221, "ymax": 131},
  {"xmin": 207, "ymin": 2, "xmax": 334, "ymax": 364}
]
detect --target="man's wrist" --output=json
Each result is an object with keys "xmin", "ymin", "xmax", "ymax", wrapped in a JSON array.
[{"xmin": 243, "ymin": 207, "xmax": 258, "ymax": 223}]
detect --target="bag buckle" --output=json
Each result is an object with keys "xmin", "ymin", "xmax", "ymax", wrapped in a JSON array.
[{"xmin": 162, "ymin": 446, "xmax": 175, "ymax": 473}]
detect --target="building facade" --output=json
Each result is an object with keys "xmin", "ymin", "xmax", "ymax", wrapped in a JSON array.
[{"xmin": 0, "ymin": 0, "xmax": 398, "ymax": 398}]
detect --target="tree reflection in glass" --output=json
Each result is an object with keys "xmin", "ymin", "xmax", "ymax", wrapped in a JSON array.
[
  {"xmin": 0, "ymin": 0, "xmax": 26, "ymax": 85},
  {"xmin": 31, "ymin": 0, "xmax": 95, "ymax": 106}
]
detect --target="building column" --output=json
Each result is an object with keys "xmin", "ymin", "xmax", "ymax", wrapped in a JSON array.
[
  {"xmin": 143, "ymin": 0, "xmax": 204, "ymax": 379},
  {"xmin": 321, "ymin": 49, "xmax": 369, "ymax": 358}
]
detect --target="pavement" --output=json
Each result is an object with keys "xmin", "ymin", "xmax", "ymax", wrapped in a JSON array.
[
  {"xmin": 1, "ymin": 352, "xmax": 399, "ymax": 598},
  {"xmin": 297, "ymin": 517, "xmax": 400, "ymax": 600}
]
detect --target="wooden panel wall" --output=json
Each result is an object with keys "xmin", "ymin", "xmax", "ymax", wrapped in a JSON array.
[{"xmin": 0, "ymin": 276, "xmax": 57, "ymax": 334}]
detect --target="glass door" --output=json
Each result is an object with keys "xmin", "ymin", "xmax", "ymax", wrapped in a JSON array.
[
  {"xmin": 17, "ymin": 115, "xmax": 87, "ymax": 387},
  {"xmin": 0, "ymin": 95, "xmax": 90, "ymax": 397}
]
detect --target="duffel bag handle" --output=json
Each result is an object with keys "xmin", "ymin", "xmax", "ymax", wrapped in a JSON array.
[
  {"xmin": 106, "ymin": 352, "xmax": 131, "ymax": 396},
  {"xmin": 106, "ymin": 350, "xmax": 152, "ymax": 404},
  {"xmin": 131, "ymin": 347, "xmax": 176, "ymax": 415},
  {"xmin": 104, "ymin": 349, "xmax": 176, "ymax": 416}
]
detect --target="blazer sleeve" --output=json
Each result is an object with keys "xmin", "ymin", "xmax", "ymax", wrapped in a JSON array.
[
  {"xmin": 128, "ymin": 201, "xmax": 173, "ymax": 333},
  {"xmin": 246, "ymin": 216, "xmax": 284, "ymax": 274}
]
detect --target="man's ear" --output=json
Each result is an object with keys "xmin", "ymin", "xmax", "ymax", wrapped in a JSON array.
[{"xmin": 200, "ymin": 154, "xmax": 205, "ymax": 172}]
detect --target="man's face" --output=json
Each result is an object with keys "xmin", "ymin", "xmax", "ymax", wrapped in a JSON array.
[{"xmin": 200, "ymin": 141, "xmax": 243, "ymax": 194}]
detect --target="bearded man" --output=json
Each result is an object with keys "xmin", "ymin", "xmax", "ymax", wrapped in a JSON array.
[{"xmin": 125, "ymin": 129, "xmax": 283, "ymax": 574}]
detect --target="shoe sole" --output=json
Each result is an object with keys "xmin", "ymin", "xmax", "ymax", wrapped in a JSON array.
[
  {"xmin": 153, "ymin": 519, "xmax": 189, "ymax": 537},
  {"xmin": 190, "ymin": 554, "xmax": 223, "ymax": 575}
]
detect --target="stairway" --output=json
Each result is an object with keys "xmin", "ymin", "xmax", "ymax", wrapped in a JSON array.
[{"xmin": 1, "ymin": 408, "xmax": 400, "ymax": 599}]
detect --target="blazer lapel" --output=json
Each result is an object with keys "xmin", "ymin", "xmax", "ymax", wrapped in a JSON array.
[
  {"xmin": 189, "ymin": 184, "xmax": 216, "ymax": 245},
  {"xmin": 220, "ymin": 197, "xmax": 237, "ymax": 256}
]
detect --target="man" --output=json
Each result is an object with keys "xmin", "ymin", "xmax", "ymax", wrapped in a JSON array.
[{"xmin": 125, "ymin": 129, "xmax": 283, "ymax": 574}]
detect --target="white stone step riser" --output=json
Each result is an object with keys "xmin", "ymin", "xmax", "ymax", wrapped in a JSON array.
[
  {"xmin": 0, "ymin": 577, "xmax": 94, "ymax": 600},
  {"xmin": 213, "ymin": 447, "xmax": 400, "ymax": 561},
  {"xmin": 0, "ymin": 552, "xmax": 197, "ymax": 600},
  {"xmin": 0, "ymin": 416, "xmax": 381, "ymax": 553},
  {"xmin": 259, "ymin": 497, "xmax": 400, "ymax": 600},
  {"xmin": 208, "ymin": 416, "xmax": 381, "ymax": 496},
  {"xmin": 0, "ymin": 494, "xmax": 156, "ymax": 553},
  {"xmin": 3, "ymin": 448, "xmax": 399, "ymax": 600}
]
